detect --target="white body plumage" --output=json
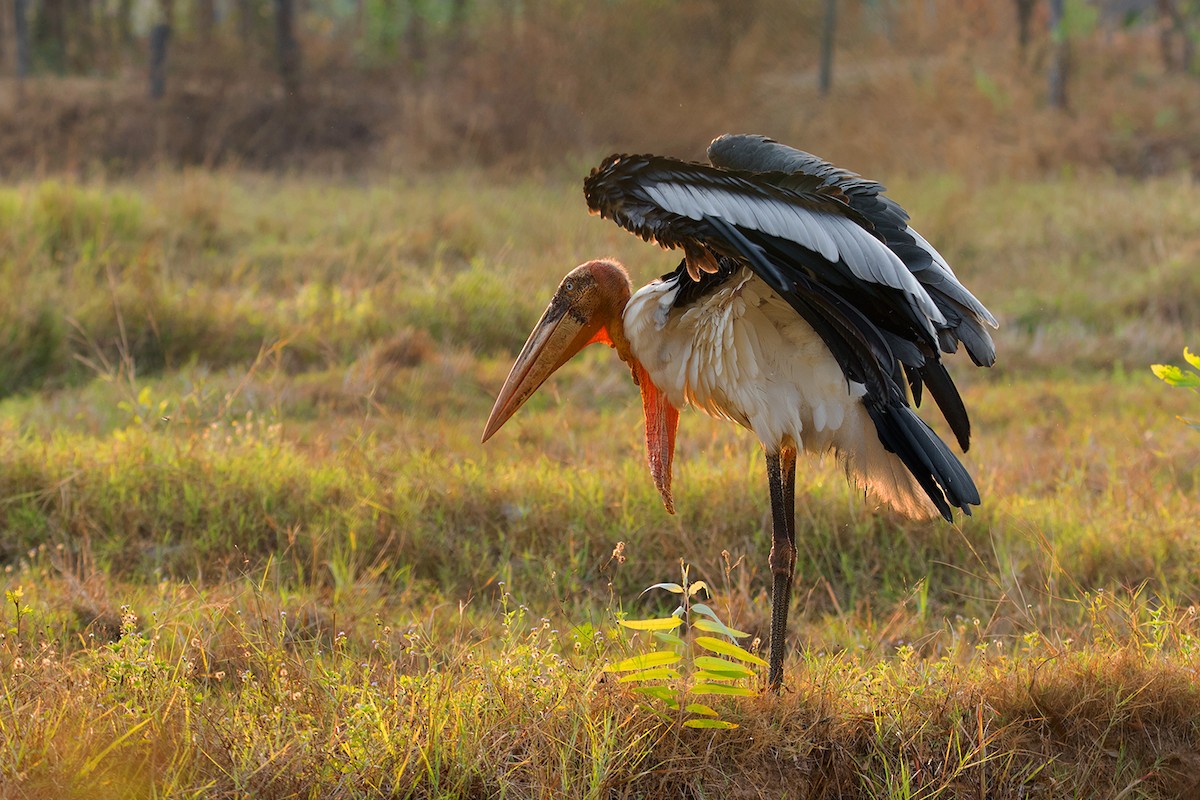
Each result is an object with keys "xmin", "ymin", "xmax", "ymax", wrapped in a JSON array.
[{"xmin": 623, "ymin": 266, "xmax": 937, "ymax": 518}]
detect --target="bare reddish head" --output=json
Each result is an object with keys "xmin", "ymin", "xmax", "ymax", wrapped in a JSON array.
[{"xmin": 482, "ymin": 259, "xmax": 679, "ymax": 513}]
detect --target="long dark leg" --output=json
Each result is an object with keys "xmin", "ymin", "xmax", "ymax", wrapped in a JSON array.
[
  {"xmin": 766, "ymin": 447, "xmax": 797, "ymax": 691},
  {"xmin": 780, "ymin": 445, "xmax": 797, "ymax": 600}
]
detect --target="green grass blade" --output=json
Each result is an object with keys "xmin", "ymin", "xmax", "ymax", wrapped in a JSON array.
[
  {"xmin": 683, "ymin": 719, "xmax": 739, "ymax": 729},
  {"xmin": 78, "ymin": 717, "xmax": 153, "ymax": 779}
]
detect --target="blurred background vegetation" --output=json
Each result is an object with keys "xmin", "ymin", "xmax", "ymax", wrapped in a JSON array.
[{"xmin": 0, "ymin": 0, "xmax": 1198, "ymax": 178}]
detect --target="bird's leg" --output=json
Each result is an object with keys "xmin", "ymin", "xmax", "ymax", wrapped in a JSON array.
[
  {"xmin": 766, "ymin": 448, "xmax": 797, "ymax": 691},
  {"xmin": 780, "ymin": 444, "xmax": 797, "ymax": 600}
]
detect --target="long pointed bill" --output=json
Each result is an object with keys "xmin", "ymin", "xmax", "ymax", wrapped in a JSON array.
[
  {"xmin": 634, "ymin": 363, "xmax": 679, "ymax": 514},
  {"xmin": 481, "ymin": 303, "xmax": 602, "ymax": 443}
]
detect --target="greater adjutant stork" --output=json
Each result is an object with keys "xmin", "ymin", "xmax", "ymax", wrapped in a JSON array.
[{"xmin": 482, "ymin": 135, "xmax": 996, "ymax": 689}]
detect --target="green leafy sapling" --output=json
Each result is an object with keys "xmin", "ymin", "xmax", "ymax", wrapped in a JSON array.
[{"xmin": 604, "ymin": 561, "xmax": 766, "ymax": 729}]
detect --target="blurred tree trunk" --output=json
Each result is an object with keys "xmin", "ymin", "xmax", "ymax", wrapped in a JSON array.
[
  {"xmin": 274, "ymin": 0, "xmax": 301, "ymax": 97},
  {"xmin": 14, "ymin": 0, "xmax": 31, "ymax": 79},
  {"xmin": 149, "ymin": 22, "xmax": 170, "ymax": 98},
  {"xmin": 148, "ymin": 0, "xmax": 176, "ymax": 98},
  {"xmin": 68, "ymin": 0, "xmax": 96, "ymax": 72},
  {"xmin": 373, "ymin": 0, "xmax": 401, "ymax": 57},
  {"xmin": 448, "ymin": 0, "xmax": 468, "ymax": 36},
  {"xmin": 1014, "ymin": 0, "xmax": 1037, "ymax": 57},
  {"xmin": 446, "ymin": 0, "xmax": 469, "ymax": 64},
  {"xmin": 406, "ymin": 0, "xmax": 426, "ymax": 71},
  {"xmin": 197, "ymin": 0, "xmax": 217, "ymax": 42},
  {"xmin": 159, "ymin": 0, "xmax": 177, "ymax": 32},
  {"xmin": 33, "ymin": 0, "xmax": 67, "ymax": 72},
  {"xmin": 238, "ymin": 0, "xmax": 254, "ymax": 43},
  {"xmin": 865, "ymin": 0, "xmax": 894, "ymax": 45},
  {"xmin": 1158, "ymin": 0, "xmax": 1196, "ymax": 73},
  {"xmin": 1047, "ymin": 0, "xmax": 1068, "ymax": 109},
  {"xmin": 819, "ymin": 0, "xmax": 836, "ymax": 95},
  {"xmin": 116, "ymin": 0, "xmax": 134, "ymax": 47}
]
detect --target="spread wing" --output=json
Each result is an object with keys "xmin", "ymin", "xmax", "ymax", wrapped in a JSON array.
[
  {"xmin": 708, "ymin": 134, "xmax": 997, "ymax": 369},
  {"xmin": 583, "ymin": 147, "xmax": 989, "ymax": 520}
]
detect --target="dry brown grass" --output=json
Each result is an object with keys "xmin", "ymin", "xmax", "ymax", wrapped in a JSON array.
[{"xmin": 4, "ymin": 559, "xmax": 1200, "ymax": 799}]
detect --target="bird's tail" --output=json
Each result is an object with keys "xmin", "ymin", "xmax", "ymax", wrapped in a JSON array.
[{"xmin": 843, "ymin": 401, "xmax": 980, "ymax": 521}]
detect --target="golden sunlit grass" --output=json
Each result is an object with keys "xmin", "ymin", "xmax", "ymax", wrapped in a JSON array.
[{"xmin": 1, "ymin": 171, "xmax": 1199, "ymax": 797}]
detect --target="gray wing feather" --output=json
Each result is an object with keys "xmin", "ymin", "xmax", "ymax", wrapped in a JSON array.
[
  {"xmin": 709, "ymin": 133, "xmax": 995, "ymax": 342},
  {"xmin": 906, "ymin": 227, "xmax": 997, "ymax": 327},
  {"xmin": 645, "ymin": 177, "xmax": 944, "ymax": 329}
]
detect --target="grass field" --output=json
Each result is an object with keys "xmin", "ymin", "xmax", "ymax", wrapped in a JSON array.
[{"xmin": 1, "ymin": 168, "xmax": 1199, "ymax": 798}]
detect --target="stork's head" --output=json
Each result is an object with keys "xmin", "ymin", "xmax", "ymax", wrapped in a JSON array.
[
  {"xmin": 481, "ymin": 259, "xmax": 632, "ymax": 443},
  {"xmin": 481, "ymin": 258, "xmax": 679, "ymax": 513}
]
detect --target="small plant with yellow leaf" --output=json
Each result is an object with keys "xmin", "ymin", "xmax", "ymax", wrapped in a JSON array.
[
  {"xmin": 604, "ymin": 561, "xmax": 766, "ymax": 729},
  {"xmin": 1151, "ymin": 346, "xmax": 1200, "ymax": 432}
]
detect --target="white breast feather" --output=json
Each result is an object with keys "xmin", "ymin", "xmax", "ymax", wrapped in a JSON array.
[{"xmin": 624, "ymin": 269, "xmax": 938, "ymax": 519}]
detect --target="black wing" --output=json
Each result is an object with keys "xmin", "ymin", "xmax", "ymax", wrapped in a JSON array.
[
  {"xmin": 708, "ymin": 135, "xmax": 997, "ymax": 456},
  {"xmin": 583, "ymin": 150, "xmax": 984, "ymax": 520},
  {"xmin": 708, "ymin": 134, "xmax": 997, "ymax": 368}
]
